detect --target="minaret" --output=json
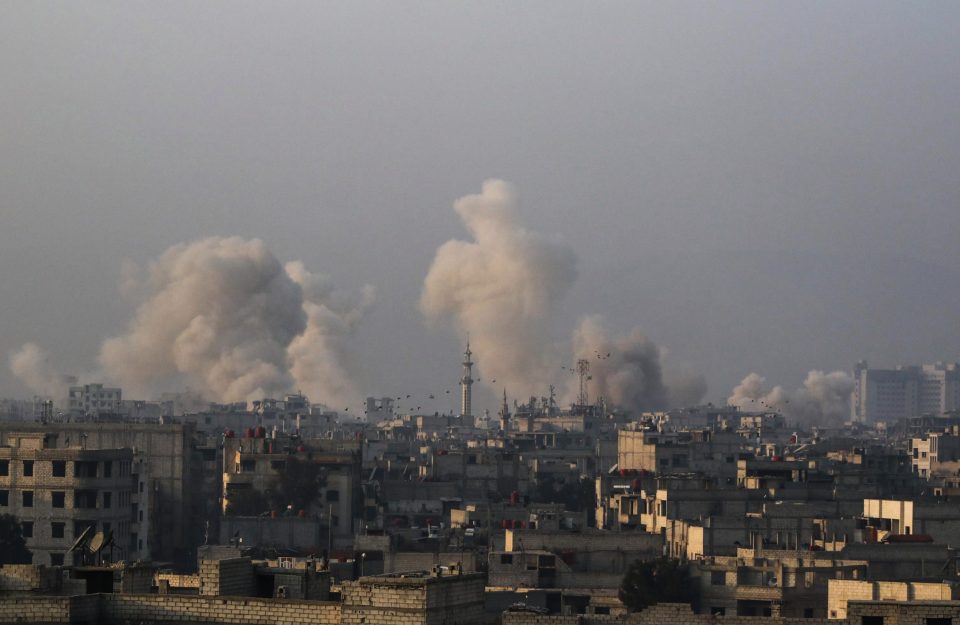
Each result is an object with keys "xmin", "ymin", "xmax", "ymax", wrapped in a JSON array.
[
  {"xmin": 460, "ymin": 341, "xmax": 474, "ymax": 418},
  {"xmin": 499, "ymin": 389, "xmax": 511, "ymax": 433}
]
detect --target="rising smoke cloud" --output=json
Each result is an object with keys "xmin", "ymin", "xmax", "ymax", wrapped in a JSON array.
[
  {"xmin": 727, "ymin": 370, "xmax": 854, "ymax": 426},
  {"xmin": 568, "ymin": 316, "xmax": 666, "ymax": 411},
  {"xmin": 8, "ymin": 343, "xmax": 70, "ymax": 402},
  {"xmin": 421, "ymin": 179, "xmax": 578, "ymax": 396},
  {"xmin": 422, "ymin": 180, "xmax": 705, "ymax": 411},
  {"xmin": 12, "ymin": 237, "xmax": 372, "ymax": 408}
]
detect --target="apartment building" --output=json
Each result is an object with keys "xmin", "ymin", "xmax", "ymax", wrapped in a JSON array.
[{"xmin": 0, "ymin": 432, "xmax": 135, "ymax": 566}]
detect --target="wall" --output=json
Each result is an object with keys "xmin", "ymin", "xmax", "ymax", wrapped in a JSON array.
[
  {"xmin": 199, "ymin": 558, "xmax": 254, "ymax": 597},
  {"xmin": 341, "ymin": 573, "xmax": 486, "ymax": 625},
  {"xmin": 827, "ymin": 579, "xmax": 955, "ymax": 620},
  {"xmin": 101, "ymin": 594, "xmax": 341, "ymax": 625},
  {"xmin": 501, "ymin": 603, "xmax": 833, "ymax": 625}
]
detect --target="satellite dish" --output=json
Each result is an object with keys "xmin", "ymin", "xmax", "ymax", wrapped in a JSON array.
[
  {"xmin": 88, "ymin": 532, "xmax": 105, "ymax": 554},
  {"xmin": 67, "ymin": 526, "xmax": 94, "ymax": 554}
]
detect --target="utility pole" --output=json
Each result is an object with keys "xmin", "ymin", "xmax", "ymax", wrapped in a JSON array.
[{"xmin": 328, "ymin": 503, "xmax": 334, "ymax": 560}]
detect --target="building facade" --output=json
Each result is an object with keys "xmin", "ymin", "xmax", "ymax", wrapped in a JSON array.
[
  {"xmin": 0, "ymin": 432, "xmax": 135, "ymax": 566},
  {"xmin": 851, "ymin": 361, "xmax": 960, "ymax": 423}
]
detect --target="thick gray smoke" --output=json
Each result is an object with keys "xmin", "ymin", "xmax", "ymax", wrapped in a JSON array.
[
  {"xmin": 568, "ymin": 316, "xmax": 667, "ymax": 410},
  {"xmin": 566, "ymin": 316, "xmax": 706, "ymax": 412},
  {"xmin": 285, "ymin": 261, "xmax": 374, "ymax": 411},
  {"xmin": 422, "ymin": 180, "xmax": 705, "ymax": 410},
  {"xmin": 13, "ymin": 237, "xmax": 372, "ymax": 408},
  {"xmin": 727, "ymin": 370, "xmax": 854, "ymax": 426},
  {"xmin": 421, "ymin": 180, "xmax": 578, "ymax": 396},
  {"xmin": 8, "ymin": 343, "xmax": 69, "ymax": 401}
]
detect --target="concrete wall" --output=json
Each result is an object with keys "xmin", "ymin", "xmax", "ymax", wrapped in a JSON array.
[
  {"xmin": 341, "ymin": 573, "xmax": 486, "ymax": 625},
  {"xmin": 827, "ymin": 579, "xmax": 955, "ymax": 619},
  {"xmin": 501, "ymin": 603, "xmax": 831, "ymax": 625},
  {"xmin": 199, "ymin": 557, "xmax": 254, "ymax": 597},
  {"xmin": 220, "ymin": 516, "xmax": 323, "ymax": 551}
]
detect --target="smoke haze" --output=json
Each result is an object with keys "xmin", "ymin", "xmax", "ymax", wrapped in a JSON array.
[
  {"xmin": 420, "ymin": 179, "xmax": 578, "ymax": 397},
  {"xmin": 8, "ymin": 343, "xmax": 68, "ymax": 402},
  {"xmin": 12, "ymin": 237, "xmax": 372, "ymax": 408},
  {"xmin": 423, "ymin": 181, "xmax": 706, "ymax": 411},
  {"xmin": 727, "ymin": 370, "xmax": 854, "ymax": 426}
]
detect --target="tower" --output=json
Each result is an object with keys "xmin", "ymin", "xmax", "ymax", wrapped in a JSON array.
[
  {"xmin": 499, "ymin": 389, "xmax": 511, "ymax": 433},
  {"xmin": 460, "ymin": 341, "xmax": 474, "ymax": 418},
  {"xmin": 576, "ymin": 359, "xmax": 591, "ymax": 406}
]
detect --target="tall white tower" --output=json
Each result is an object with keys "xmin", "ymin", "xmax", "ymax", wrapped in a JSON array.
[{"xmin": 460, "ymin": 342, "xmax": 474, "ymax": 418}]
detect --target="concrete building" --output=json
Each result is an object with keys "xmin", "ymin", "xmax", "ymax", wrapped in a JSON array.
[
  {"xmin": 66, "ymin": 384, "xmax": 122, "ymax": 417},
  {"xmin": 0, "ymin": 432, "xmax": 136, "ymax": 566},
  {"xmin": 0, "ymin": 421, "xmax": 206, "ymax": 567},
  {"xmin": 692, "ymin": 548, "xmax": 867, "ymax": 618},
  {"xmin": 221, "ymin": 432, "xmax": 361, "ymax": 546},
  {"xmin": 851, "ymin": 360, "xmax": 960, "ymax": 423},
  {"xmin": 909, "ymin": 432, "xmax": 960, "ymax": 478}
]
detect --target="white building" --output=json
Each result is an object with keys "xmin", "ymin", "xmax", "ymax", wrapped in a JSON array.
[
  {"xmin": 851, "ymin": 361, "xmax": 960, "ymax": 423},
  {"xmin": 67, "ymin": 383, "xmax": 122, "ymax": 417}
]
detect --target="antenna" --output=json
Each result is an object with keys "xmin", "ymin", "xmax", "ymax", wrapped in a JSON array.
[{"xmin": 576, "ymin": 359, "xmax": 590, "ymax": 406}]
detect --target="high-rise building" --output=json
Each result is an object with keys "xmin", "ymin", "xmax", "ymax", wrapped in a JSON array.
[{"xmin": 851, "ymin": 361, "xmax": 960, "ymax": 423}]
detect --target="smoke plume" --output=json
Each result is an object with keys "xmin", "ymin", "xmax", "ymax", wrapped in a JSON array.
[
  {"xmin": 567, "ymin": 316, "xmax": 667, "ymax": 410},
  {"xmin": 13, "ymin": 237, "xmax": 372, "ymax": 408},
  {"xmin": 727, "ymin": 370, "xmax": 853, "ymax": 426},
  {"xmin": 566, "ymin": 316, "xmax": 706, "ymax": 412},
  {"xmin": 9, "ymin": 343, "xmax": 69, "ymax": 401},
  {"xmin": 421, "ymin": 180, "xmax": 578, "ymax": 396},
  {"xmin": 285, "ymin": 261, "xmax": 375, "ymax": 411},
  {"xmin": 423, "ymin": 180, "xmax": 705, "ymax": 411}
]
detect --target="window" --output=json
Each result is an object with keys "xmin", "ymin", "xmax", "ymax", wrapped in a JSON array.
[
  {"xmin": 103, "ymin": 462, "xmax": 112, "ymax": 478},
  {"xmin": 21, "ymin": 521, "xmax": 33, "ymax": 538},
  {"xmin": 22, "ymin": 491, "xmax": 33, "ymax": 507},
  {"xmin": 861, "ymin": 617, "xmax": 884, "ymax": 625},
  {"xmin": 711, "ymin": 608, "xmax": 726, "ymax": 616},
  {"xmin": 0, "ymin": 490, "xmax": 7, "ymax": 506},
  {"xmin": 103, "ymin": 492, "xmax": 112, "ymax": 509},
  {"xmin": 74, "ymin": 461, "xmax": 97, "ymax": 478},
  {"xmin": 50, "ymin": 553, "xmax": 64, "ymax": 566},
  {"xmin": 52, "ymin": 492, "xmax": 65, "ymax": 508},
  {"xmin": 0, "ymin": 460, "xmax": 7, "ymax": 476},
  {"xmin": 51, "ymin": 522, "xmax": 65, "ymax": 538},
  {"xmin": 711, "ymin": 571, "xmax": 726, "ymax": 585},
  {"xmin": 22, "ymin": 461, "xmax": 33, "ymax": 477},
  {"xmin": 52, "ymin": 461, "xmax": 66, "ymax": 477},
  {"xmin": 74, "ymin": 490, "xmax": 97, "ymax": 509},
  {"xmin": 926, "ymin": 619, "xmax": 952, "ymax": 625},
  {"xmin": 326, "ymin": 490, "xmax": 340, "ymax": 502},
  {"xmin": 500, "ymin": 554, "xmax": 513, "ymax": 565},
  {"xmin": 74, "ymin": 520, "xmax": 96, "ymax": 537},
  {"xmin": 804, "ymin": 608, "xmax": 814, "ymax": 618}
]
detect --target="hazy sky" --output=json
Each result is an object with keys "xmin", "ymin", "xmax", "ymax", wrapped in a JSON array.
[{"xmin": 2, "ymin": 2, "xmax": 959, "ymax": 413}]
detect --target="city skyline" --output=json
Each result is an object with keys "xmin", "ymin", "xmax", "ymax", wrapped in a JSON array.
[{"xmin": 2, "ymin": 2, "xmax": 959, "ymax": 412}]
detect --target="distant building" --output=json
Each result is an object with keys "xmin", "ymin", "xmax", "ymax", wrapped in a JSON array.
[
  {"xmin": 851, "ymin": 361, "xmax": 960, "ymax": 423},
  {"xmin": 67, "ymin": 384, "xmax": 122, "ymax": 417}
]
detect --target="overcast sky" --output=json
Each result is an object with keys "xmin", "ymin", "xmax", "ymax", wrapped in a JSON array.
[{"xmin": 2, "ymin": 2, "xmax": 959, "ymax": 412}]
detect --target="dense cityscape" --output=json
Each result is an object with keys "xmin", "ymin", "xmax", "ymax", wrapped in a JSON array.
[
  {"xmin": 1, "ymin": 353, "xmax": 960, "ymax": 623},
  {"xmin": 3, "ymin": 3, "xmax": 960, "ymax": 625}
]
